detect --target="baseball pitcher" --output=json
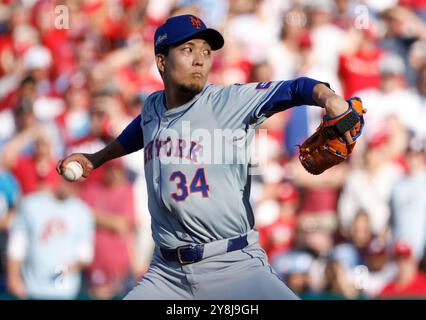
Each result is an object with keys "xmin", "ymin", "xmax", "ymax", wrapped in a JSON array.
[{"xmin": 57, "ymin": 15, "xmax": 365, "ymax": 300}]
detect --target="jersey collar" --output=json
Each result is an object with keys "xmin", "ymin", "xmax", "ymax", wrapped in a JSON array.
[{"xmin": 161, "ymin": 83, "xmax": 212, "ymax": 117}]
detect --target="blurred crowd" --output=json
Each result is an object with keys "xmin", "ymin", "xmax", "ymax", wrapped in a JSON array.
[{"xmin": 1, "ymin": 0, "xmax": 426, "ymax": 300}]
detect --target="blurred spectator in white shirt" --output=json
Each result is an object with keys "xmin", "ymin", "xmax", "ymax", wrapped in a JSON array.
[
  {"xmin": 338, "ymin": 132, "xmax": 403, "ymax": 237},
  {"xmin": 390, "ymin": 136, "xmax": 426, "ymax": 260},
  {"xmin": 7, "ymin": 179, "xmax": 94, "ymax": 299},
  {"xmin": 266, "ymin": 5, "xmax": 306, "ymax": 80},
  {"xmin": 225, "ymin": 0, "xmax": 280, "ymax": 64},
  {"xmin": 302, "ymin": 0, "xmax": 346, "ymax": 95}
]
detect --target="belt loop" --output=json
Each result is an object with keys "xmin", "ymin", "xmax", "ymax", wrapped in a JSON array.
[{"xmin": 227, "ymin": 234, "xmax": 248, "ymax": 252}]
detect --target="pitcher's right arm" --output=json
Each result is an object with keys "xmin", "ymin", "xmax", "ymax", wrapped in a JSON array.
[{"xmin": 57, "ymin": 114, "xmax": 144, "ymax": 178}]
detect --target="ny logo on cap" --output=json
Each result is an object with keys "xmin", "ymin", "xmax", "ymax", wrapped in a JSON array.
[{"xmin": 190, "ymin": 16, "xmax": 202, "ymax": 29}]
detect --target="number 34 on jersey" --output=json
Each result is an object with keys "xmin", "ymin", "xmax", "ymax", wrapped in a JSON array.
[{"xmin": 169, "ymin": 168, "xmax": 210, "ymax": 202}]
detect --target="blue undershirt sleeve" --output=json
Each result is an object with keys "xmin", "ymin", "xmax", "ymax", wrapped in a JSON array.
[
  {"xmin": 117, "ymin": 114, "xmax": 144, "ymax": 153},
  {"xmin": 253, "ymin": 77, "xmax": 330, "ymax": 119}
]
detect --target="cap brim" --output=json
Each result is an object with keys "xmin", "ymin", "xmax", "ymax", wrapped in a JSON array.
[
  {"xmin": 193, "ymin": 28, "xmax": 224, "ymax": 51},
  {"xmin": 169, "ymin": 28, "xmax": 224, "ymax": 51}
]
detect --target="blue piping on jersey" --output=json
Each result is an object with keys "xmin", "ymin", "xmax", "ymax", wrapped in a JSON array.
[
  {"xmin": 252, "ymin": 77, "xmax": 323, "ymax": 119},
  {"xmin": 255, "ymin": 80, "xmax": 284, "ymax": 109},
  {"xmin": 152, "ymin": 100, "xmax": 163, "ymax": 201},
  {"xmin": 241, "ymin": 248, "xmax": 254, "ymax": 258},
  {"xmin": 241, "ymin": 248, "xmax": 265, "ymax": 267},
  {"xmin": 251, "ymin": 81, "xmax": 285, "ymax": 120},
  {"xmin": 269, "ymin": 265, "xmax": 283, "ymax": 281},
  {"xmin": 242, "ymin": 163, "xmax": 255, "ymax": 229}
]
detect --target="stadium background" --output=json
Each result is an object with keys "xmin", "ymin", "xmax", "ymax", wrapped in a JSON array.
[{"xmin": 1, "ymin": 0, "xmax": 426, "ymax": 299}]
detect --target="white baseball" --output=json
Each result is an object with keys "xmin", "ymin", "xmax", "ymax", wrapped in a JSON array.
[{"xmin": 62, "ymin": 161, "xmax": 83, "ymax": 181}]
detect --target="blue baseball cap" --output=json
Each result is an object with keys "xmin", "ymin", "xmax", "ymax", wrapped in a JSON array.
[{"xmin": 154, "ymin": 14, "xmax": 224, "ymax": 54}]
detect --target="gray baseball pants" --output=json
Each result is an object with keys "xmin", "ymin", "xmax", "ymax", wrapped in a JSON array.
[{"xmin": 124, "ymin": 230, "xmax": 298, "ymax": 300}]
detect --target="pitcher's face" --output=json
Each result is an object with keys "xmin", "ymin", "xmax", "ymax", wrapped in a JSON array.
[{"xmin": 157, "ymin": 38, "xmax": 213, "ymax": 94}]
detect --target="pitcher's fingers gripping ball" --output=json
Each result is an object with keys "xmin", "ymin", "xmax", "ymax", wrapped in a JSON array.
[
  {"xmin": 298, "ymin": 97, "xmax": 367, "ymax": 175},
  {"xmin": 56, "ymin": 153, "xmax": 94, "ymax": 179},
  {"xmin": 61, "ymin": 161, "xmax": 84, "ymax": 181}
]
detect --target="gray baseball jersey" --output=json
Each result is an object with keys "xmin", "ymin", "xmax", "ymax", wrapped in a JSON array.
[{"xmin": 117, "ymin": 77, "xmax": 323, "ymax": 249}]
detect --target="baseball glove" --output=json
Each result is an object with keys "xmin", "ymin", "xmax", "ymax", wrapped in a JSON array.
[{"xmin": 298, "ymin": 97, "xmax": 366, "ymax": 175}]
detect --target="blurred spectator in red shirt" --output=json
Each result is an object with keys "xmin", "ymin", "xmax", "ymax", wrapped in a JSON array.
[
  {"xmin": 80, "ymin": 159, "xmax": 136, "ymax": 299},
  {"xmin": 355, "ymin": 53, "xmax": 424, "ymax": 141},
  {"xmin": 292, "ymin": 156, "xmax": 348, "ymax": 238},
  {"xmin": 338, "ymin": 27, "xmax": 383, "ymax": 99},
  {"xmin": 380, "ymin": 241, "xmax": 426, "ymax": 298},
  {"xmin": 2, "ymin": 108, "xmax": 59, "ymax": 195},
  {"xmin": 258, "ymin": 181, "xmax": 298, "ymax": 260},
  {"xmin": 400, "ymin": 0, "xmax": 426, "ymax": 14}
]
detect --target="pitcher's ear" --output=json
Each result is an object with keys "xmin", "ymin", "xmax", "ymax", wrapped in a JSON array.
[{"xmin": 156, "ymin": 54, "xmax": 166, "ymax": 73}]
